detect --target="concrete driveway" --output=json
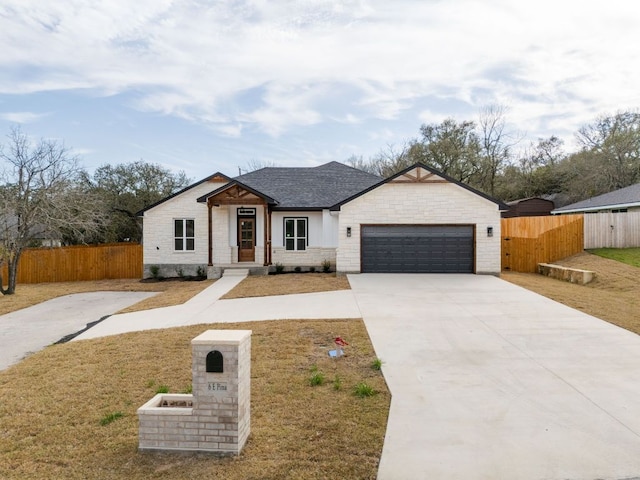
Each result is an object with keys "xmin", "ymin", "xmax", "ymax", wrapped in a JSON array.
[
  {"xmin": 0, "ymin": 291, "xmax": 157, "ymax": 370},
  {"xmin": 349, "ymin": 274, "xmax": 640, "ymax": 480}
]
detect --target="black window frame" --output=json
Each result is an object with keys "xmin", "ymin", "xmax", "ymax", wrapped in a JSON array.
[
  {"xmin": 283, "ymin": 217, "xmax": 308, "ymax": 251},
  {"xmin": 174, "ymin": 218, "xmax": 195, "ymax": 251}
]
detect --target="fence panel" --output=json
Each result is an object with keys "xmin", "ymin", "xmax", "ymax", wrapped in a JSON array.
[
  {"xmin": 584, "ymin": 211, "xmax": 640, "ymax": 248},
  {"xmin": 501, "ymin": 215, "xmax": 584, "ymax": 272},
  {"xmin": 1, "ymin": 243, "xmax": 142, "ymax": 284}
]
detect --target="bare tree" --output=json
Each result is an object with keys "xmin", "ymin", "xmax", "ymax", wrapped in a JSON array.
[
  {"xmin": 478, "ymin": 104, "xmax": 521, "ymax": 196},
  {"xmin": 0, "ymin": 127, "xmax": 107, "ymax": 294},
  {"xmin": 240, "ymin": 159, "xmax": 280, "ymax": 174}
]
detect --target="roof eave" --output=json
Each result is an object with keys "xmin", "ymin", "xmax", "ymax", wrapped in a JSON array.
[
  {"xmin": 552, "ymin": 201, "xmax": 640, "ymax": 214},
  {"xmin": 330, "ymin": 163, "xmax": 509, "ymax": 211},
  {"xmin": 137, "ymin": 172, "xmax": 232, "ymax": 216},
  {"xmin": 196, "ymin": 179, "xmax": 278, "ymax": 205}
]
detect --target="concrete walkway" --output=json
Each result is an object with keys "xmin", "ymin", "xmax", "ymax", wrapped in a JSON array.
[
  {"xmin": 0, "ymin": 291, "xmax": 157, "ymax": 370},
  {"xmin": 349, "ymin": 274, "xmax": 640, "ymax": 480},
  {"xmin": 74, "ymin": 276, "xmax": 361, "ymax": 340}
]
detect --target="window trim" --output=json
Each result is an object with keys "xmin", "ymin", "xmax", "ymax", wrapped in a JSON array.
[
  {"xmin": 174, "ymin": 218, "xmax": 195, "ymax": 252},
  {"xmin": 283, "ymin": 217, "xmax": 308, "ymax": 251}
]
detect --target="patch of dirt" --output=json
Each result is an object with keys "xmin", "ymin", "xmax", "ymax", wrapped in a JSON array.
[
  {"xmin": 501, "ymin": 251, "xmax": 640, "ymax": 335},
  {"xmin": 222, "ymin": 273, "xmax": 351, "ymax": 299}
]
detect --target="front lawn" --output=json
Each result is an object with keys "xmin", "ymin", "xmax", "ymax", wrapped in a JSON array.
[
  {"xmin": 0, "ymin": 319, "xmax": 389, "ymax": 480},
  {"xmin": 588, "ymin": 247, "xmax": 640, "ymax": 268}
]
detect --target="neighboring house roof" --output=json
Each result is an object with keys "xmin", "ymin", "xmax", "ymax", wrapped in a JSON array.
[
  {"xmin": 136, "ymin": 172, "xmax": 232, "ymax": 216},
  {"xmin": 505, "ymin": 197, "xmax": 553, "ymax": 206},
  {"xmin": 552, "ymin": 182, "xmax": 640, "ymax": 214},
  {"xmin": 199, "ymin": 161, "xmax": 382, "ymax": 210},
  {"xmin": 502, "ymin": 197, "xmax": 554, "ymax": 218},
  {"xmin": 330, "ymin": 163, "xmax": 509, "ymax": 211}
]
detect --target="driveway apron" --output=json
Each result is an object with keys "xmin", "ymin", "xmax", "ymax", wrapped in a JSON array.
[{"xmin": 348, "ymin": 274, "xmax": 640, "ymax": 480}]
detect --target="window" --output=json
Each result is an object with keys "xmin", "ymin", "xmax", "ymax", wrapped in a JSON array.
[
  {"xmin": 284, "ymin": 218, "xmax": 307, "ymax": 251},
  {"xmin": 174, "ymin": 219, "xmax": 195, "ymax": 251}
]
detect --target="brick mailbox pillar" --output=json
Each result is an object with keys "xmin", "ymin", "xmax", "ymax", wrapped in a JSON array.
[{"xmin": 138, "ymin": 329, "xmax": 251, "ymax": 454}]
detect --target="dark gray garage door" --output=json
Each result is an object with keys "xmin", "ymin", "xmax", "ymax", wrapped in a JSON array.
[{"xmin": 361, "ymin": 225, "xmax": 474, "ymax": 273}]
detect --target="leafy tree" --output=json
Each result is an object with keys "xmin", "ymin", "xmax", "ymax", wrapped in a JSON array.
[
  {"xmin": 87, "ymin": 161, "xmax": 190, "ymax": 243},
  {"xmin": 417, "ymin": 118, "xmax": 483, "ymax": 185},
  {"xmin": 496, "ymin": 136, "xmax": 566, "ymax": 201},
  {"xmin": 574, "ymin": 111, "xmax": 640, "ymax": 194},
  {"xmin": 0, "ymin": 127, "xmax": 106, "ymax": 295}
]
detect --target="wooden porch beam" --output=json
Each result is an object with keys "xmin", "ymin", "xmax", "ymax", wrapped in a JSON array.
[{"xmin": 207, "ymin": 203, "xmax": 213, "ymax": 266}]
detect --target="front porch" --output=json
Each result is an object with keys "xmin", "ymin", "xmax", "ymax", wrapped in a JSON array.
[{"xmin": 207, "ymin": 263, "xmax": 269, "ymax": 279}]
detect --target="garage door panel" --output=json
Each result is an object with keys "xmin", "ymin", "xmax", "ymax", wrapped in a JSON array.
[{"xmin": 361, "ymin": 225, "xmax": 474, "ymax": 273}]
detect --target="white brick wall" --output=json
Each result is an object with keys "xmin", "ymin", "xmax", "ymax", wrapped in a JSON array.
[
  {"xmin": 143, "ymin": 181, "xmax": 219, "ymax": 270},
  {"xmin": 272, "ymin": 247, "xmax": 336, "ymax": 267},
  {"xmin": 143, "ymin": 179, "xmax": 502, "ymax": 275},
  {"xmin": 336, "ymin": 182, "xmax": 501, "ymax": 274}
]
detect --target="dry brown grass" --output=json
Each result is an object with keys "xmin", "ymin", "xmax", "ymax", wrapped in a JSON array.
[
  {"xmin": 0, "ymin": 319, "xmax": 389, "ymax": 480},
  {"xmin": 222, "ymin": 273, "xmax": 350, "ymax": 299},
  {"xmin": 502, "ymin": 251, "xmax": 640, "ymax": 334},
  {"xmin": 0, "ymin": 279, "xmax": 215, "ymax": 316}
]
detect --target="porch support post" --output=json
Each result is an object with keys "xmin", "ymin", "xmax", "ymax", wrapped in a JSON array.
[
  {"xmin": 207, "ymin": 201, "xmax": 213, "ymax": 266},
  {"xmin": 263, "ymin": 203, "xmax": 269, "ymax": 266}
]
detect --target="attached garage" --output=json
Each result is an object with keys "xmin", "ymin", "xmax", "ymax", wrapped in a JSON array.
[
  {"xmin": 361, "ymin": 225, "xmax": 474, "ymax": 273},
  {"xmin": 334, "ymin": 164, "xmax": 506, "ymax": 275}
]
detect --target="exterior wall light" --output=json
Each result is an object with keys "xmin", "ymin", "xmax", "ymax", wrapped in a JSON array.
[
  {"xmin": 346, "ymin": 226, "xmax": 352, "ymax": 237},
  {"xmin": 487, "ymin": 226, "xmax": 493, "ymax": 237}
]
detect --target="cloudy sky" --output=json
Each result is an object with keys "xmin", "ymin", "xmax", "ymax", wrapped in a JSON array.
[{"xmin": 1, "ymin": 0, "xmax": 639, "ymax": 180}]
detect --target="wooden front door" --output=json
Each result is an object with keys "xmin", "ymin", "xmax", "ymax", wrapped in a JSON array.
[{"xmin": 238, "ymin": 218, "xmax": 255, "ymax": 262}]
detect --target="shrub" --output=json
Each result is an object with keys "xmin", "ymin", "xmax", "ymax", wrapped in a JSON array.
[
  {"xmin": 149, "ymin": 265, "xmax": 161, "ymax": 279},
  {"xmin": 275, "ymin": 263, "xmax": 284, "ymax": 274},
  {"xmin": 321, "ymin": 259, "xmax": 331, "ymax": 273},
  {"xmin": 196, "ymin": 266, "xmax": 206, "ymax": 278},
  {"xmin": 294, "ymin": 266, "xmax": 302, "ymax": 273},
  {"xmin": 309, "ymin": 266, "xmax": 316, "ymax": 273}
]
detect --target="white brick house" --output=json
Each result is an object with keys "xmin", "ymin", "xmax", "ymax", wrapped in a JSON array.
[{"xmin": 139, "ymin": 162, "xmax": 506, "ymax": 277}]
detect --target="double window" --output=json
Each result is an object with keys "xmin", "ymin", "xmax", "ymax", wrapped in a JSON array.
[
  {"xmin": 284, "ymin": 218, "xmax": 307, "ymax": 251},
  {"xmin": 174, "ymin": 219, "xmax": 195, "ymax": 251}
]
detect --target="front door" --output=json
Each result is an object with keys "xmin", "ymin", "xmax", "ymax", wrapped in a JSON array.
[{"xmin": 238, "ymin": 218, "xmax": 255, "ymax": 262}]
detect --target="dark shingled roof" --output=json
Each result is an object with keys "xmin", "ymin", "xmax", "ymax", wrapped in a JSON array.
[
  {"xmin": 553, "ymin": 182, "xmax": 640, "ymax": 213},
  {"xmin": 233, "ymin": 161, "xmax": 382, "ymax": 209}
]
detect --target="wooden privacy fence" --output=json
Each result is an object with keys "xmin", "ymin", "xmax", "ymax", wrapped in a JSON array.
[
  {"xmin": 501, "ymin": 215, "xmax": 584, "ymax": 272},
  {"xmin": 1, "ymin": 243, "xmax": 143, "ymax": 284},
  {"xmin": 584, "ymin": 211, "xmax": 640, "ymax": 248}
]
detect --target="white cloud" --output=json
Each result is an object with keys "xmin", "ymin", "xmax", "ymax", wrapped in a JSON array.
[
  {"xmin": 0, "ymin": 111, "xmax": 50, "ymax": 123},
  {"xmin": 1, "ymin": 0, "xmax": 639, "ymax": 146}
]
